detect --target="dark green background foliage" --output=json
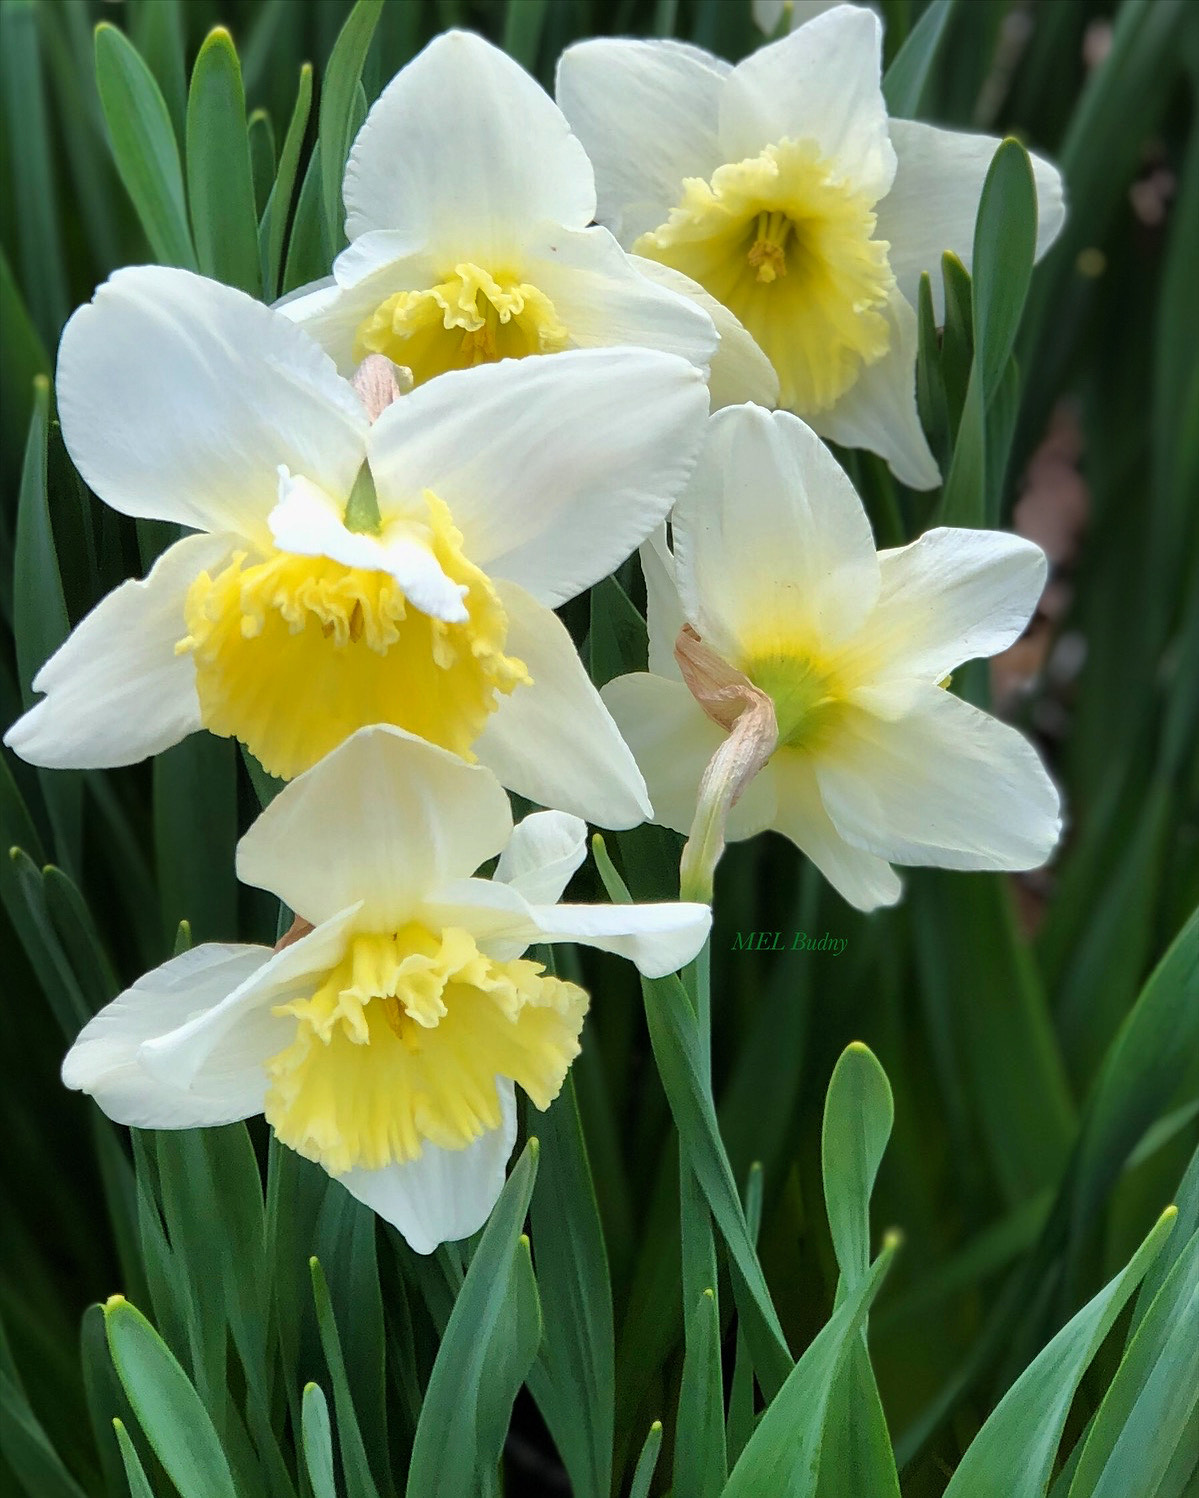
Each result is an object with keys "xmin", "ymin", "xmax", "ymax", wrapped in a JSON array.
[{"xmin": 1, "ymin": 1, "xmax": 1197, "ymax": 1495}]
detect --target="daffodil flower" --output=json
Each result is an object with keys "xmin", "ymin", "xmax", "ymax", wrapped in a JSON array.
[
  {"xmin": 279, "ymin": 30, "xmax": 777, "ymax": 409},
  {"xmin": 557, "ymin": 5, "xmax": 1066, "ymax": 488},
  {"xmin": 602, "ymin": 404, "xmax": 1062, "ymax": 911},
  {"xmin": 61, "ymin": 726, "xmax": 712, "ymax": 1253},
  {"xmin": 5, "ymin": 266, "xmax": 710, "ymax": 827}
]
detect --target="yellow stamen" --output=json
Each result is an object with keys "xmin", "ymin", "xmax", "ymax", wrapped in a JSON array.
[
  {"xmin": 177, "ymin": 492, "xmax": 530, "ymax": 780},
  {"xmin": 355, "ymin": 263, "xmax": 571, "ymax": 386},
  {"xmin": 635, "ymin": 137, "xmax": 895, "ymax": 414},
  {"xmin": 265, "ymin": 925, "xmax": 588, "ymax": 1174}
]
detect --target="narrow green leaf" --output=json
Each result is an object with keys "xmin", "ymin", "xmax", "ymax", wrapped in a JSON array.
[
  {"xmin": 129, "ymin": 0, "xmax": 187, "ymax": 142},
  {"xmin": 588, "ymin": 573, "xmax": 649, "ymax": 689},
  {"xmin": 301, "ymin": 1384, "xmax": 338, "ymax": 1498},
  {"xmin": 406, "ymin": 1142, "xmax": 540, "ymax": 1498},
  {"xmin": 1068, "ymin": 1229, "xmax": 1199, "ymax": 1498},
  {"xmin": 673, "ymin": 1287, "xmax": 726, "ymax": 1498},
  {"xmin": 103, "ymin": 1295, "xmax": 237, "ymax": 1498},
  {"xmin": 915, "ymin": 270, "xmax": 950, "ymax": 471},
  {"xmin": 94, "ymin": 22, "xmax": 196, "ymax": 269},
  {"xmin": 80, "ymin": 1305, "xmax": 134, "ymax": 1498},
  {"xmin": 527, "ymin": 1073, "xmax": 614, "ymax": 1498},
  {"xmin": 43, "ymin": 863, "xmax": 118, "ymax": 1013},
  {"xmin": 0, "ymin": 1368, "xmax": 91, "ymax": 1498},
  {"xmin": 881, "ymin": 0, "xmax": 955, "ymax": 117},
  {"xmin": 1068, "ymin": 908, "xmax": 1199, "ymax": 1247},
  {"xmin": 822, "ymin": 1043, "xmax": 893, "ymax": 1291},
  {"xmin": 320, "ymin": 0, "xmax": 384, "ymax": 248},
  {"xmin": 816, "ymin": 1044, "xmax": 900, "ymax": 1498},
  {"xmin": 260, "ymin": 64, "xmax": 314, "ymax": 301},
  {"xmin": 943, "ymin": 1209, "xmax": 1177, "ymax": 1497},
  {"xmin": 724, "ymin": 1237, "xmax": 900, "ymax": 1498},
  {"xmin": 248, "ymin": 108, "xmax": 277, "ymax": 219},
  {"xmin": 186, "ymin": 28, "xmax": 261, "ymax": 293},
  {"xmin": 0, "ymin": 0, "xmax": 68, "ymax": 341},
  {"xmin": 152, "ymin": 736, "xmax": 238, "ymax": 945},
  {"xmin": 282, "ymin": 142, "xmax": 331, "ymax": 295},
  {"xmin": 475, "ymin": 1235, "xmax": 543, "ymax": 1475},
  {"xmin": 593, "ymin": 835, "xmax": 792, "ymax": 1399},
  {"xmin": 628, "ymin": 1422, "xmax": 664, "ymax": 1498},
  {"xmin": 310, "ymin": 1258, "xmax": 381, "ymax": 1498},
  {"xmin": 13, "ymin": 377, "xmax": 83, "ymax": 873},
  {"xmin": 971, "ymin": 140, "xmax": 1038, "ymax": 395},
  {"xmin": 112, "ymin": 1418, "xmax": 155, "ymax": 1498}
]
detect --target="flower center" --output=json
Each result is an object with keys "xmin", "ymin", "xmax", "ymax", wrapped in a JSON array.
[
  {"xmin": 355, "ymin": 262, "xmax": 572, "ymax": 386},
  {"xmin": 634, "ymin": 138, "xmax": 895, "ymax": 414},
  {"xmin": 743, "ymin": 648, "xmax": 846, "ymax": 751},
  {"xmin": 264, "ymin": 924, "xmax": 588, "ymax": 1174},
  {"xmin": 177, "ymin": 492, "xmax": 530, "ymax": 780}
]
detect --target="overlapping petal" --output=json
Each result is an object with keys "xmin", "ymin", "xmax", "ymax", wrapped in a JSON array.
[
  {"xmin": 367, "ymin": 347, "xmax": 708, "ymax": 607},
  {"xmin": 57, "ymin": 267, "xmax": 366, "ymax": 545},
  {"xmin": 719, "ymin": 6, "xmax": 895, "ymax": 198},
  {"xmin": 338, "ymin": 1081, "xmax": 518, "ymax": 1253},
  {"xmin": 853, "ymin": 526, "xmax": 1048, "ymax": 682},
  {"xmin": 236, "ymin": 726, "xmax": 513, "ymax": 928},
  {"xmin": 878, "ymin": 119, "xmax": 1067, "ymax": 316},
  {"xmin": 61, "ymin": 945, "xmax": 281, "ymax": 1129},
  {"xmin": 556, "ymin": 39, "xmax": 732, "ymax": 243},
  {"xmin": 672, "ymin": 405, "xmax": 880, "ymax": 661},
  {"xmin": 4, "ymin": 531, "xmax": 232, "ymax": 770},
  {"xmin": 494, "ymin": 811, "xmax": 588, "ymax": 906},
  {"xmin": 344, "ymin": 31, "xmax": 595, "ymax": 255},
  {"xmin": 815, "ymin": 684, "xmax": 1062, "ymax": 871},
  {"xmin": 473, "ymin": 582, "xmax": 652, "ymax": 830},
  {"xmin": 770, "ymin": 751, "xmax": 903, "ymax": 910},
  {"xmin": 810, "ymin": 290, "xmax": 941, "ymax": 491}
]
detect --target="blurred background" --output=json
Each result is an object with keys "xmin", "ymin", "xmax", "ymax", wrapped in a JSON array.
[{"xmin": 1, "ymin": 1, "xmax": 1196, "ymax": 1494}]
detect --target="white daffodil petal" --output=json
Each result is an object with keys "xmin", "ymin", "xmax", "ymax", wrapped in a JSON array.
[
  {"xmin": 523, "ymin": 225, "xmax": 717, "ymax": 371},
  {"xmin": 526, "ymin": 900, "xmax": 713, "ymax": 979},
  {"xmin": 770, "ymin": 750, "xmax": 903, "ymax": 911},
  {"xmin": 236, "ymin": 726, "xmax": 514, "ymax": 927},
  {"xmin": 495, "ymin": 811, "xmax": 588, "ymax": 905},
  {"xmin": 879, "ymin": 119, "xmax": 1066, "ymax": 317},
  {"xmin": 344, "ymin": 31, "xmax": 594, "ymax": 256},
  {"xmin": 62, "ymin": 945, "xmax": 278, "ymax": 1128},
  {"xmin": 810, "ymin": 290, "xmax": 941, "ymax": 490},
  {"xmin": 601, "ymin": 672, "xmax": 778, "ymax": 841},
  {"xmin": 641, "ymin": 529, "xmax": 687, "ymax": 682},
  {"xmin": 417, "ymin": 877, "xmax": 543, "ymax": 960},
  {"xmin": 631, "ymin": 256, "xmax": 780, "ymax": 410},
  {"xmin": 337, "ymin": 1080, "xmax": 517, "ymax": 1254},
  {"xmin": 816, "ymin": 684, "xmax": 1062, "ymax": 871},
  {"xmin": 138, "ymin": 906, "xmax": 362, "ymax": 1092},
  {"xmin": 672, "ymin": 405, "xmax": 881, "ymax": 661},
  {"xmin": 267, "ymin": 475, "xmax": 467, "ymax": 622},
  {"xmin": 367, "ymin": 347, "xmax": 707, "ymax": 607},
  {"xmin": 556, "ymin": 38, "xmax": 732, "ymax": 244},
  {"xmin": 473, "ymin": 583, "xmax": 652, "ymax": 830},
  {"xmin": 858, "ymin": 527, "xmax": 1047, "ymax": 681},
  {"xmin": 57, "ymin": 267, "xmax": 366, "ymax": 544},
  {"xmin": 720, "ymin": 7, "xmax": 895, "ymax": 198},
  {"xmin": 4, "ymin": 531, "xmax": 231, "ymax": 770},
  {"xmin": 275, "ymin": 240, "xmax": 439, "ymax": 376}
]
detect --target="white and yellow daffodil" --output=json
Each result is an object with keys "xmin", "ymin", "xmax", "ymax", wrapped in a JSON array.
[
  {"xmin": 61, "ymin": 726, "xmax": 712, "ymax": 1253},
  {"xmin": 602, "ymin": 404, "xmax": 1062, "ymax": 911},
  {"xmin": 557, "ymin": 5, "xmax": 1065, "ymax": 488},
  {"xmin": 5, "ymin": 266, "xmax": 710, "ymax": 827},
  {"xmin": 279, "ymin": 30, "xmax": 777, "ymax": 410}
]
